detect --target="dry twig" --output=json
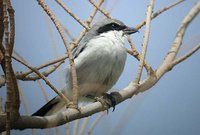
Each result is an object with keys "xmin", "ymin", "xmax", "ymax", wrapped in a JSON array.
[
  {"xmin": 88, "ymin": 0, "xmax": 111, "ymax": 19},
  {"xmin": 172, "ymin": 44, "xmax": 200, "ymax": 66},
  {"xmin": 72, "ymin": 0, "xmax": 105, "ymax": 46},
  {"xmin": 37, "ymin": 0, "xmax": 78, "ymax": 106},
  {"xmin": 134, "ymin": 0, "xmax": 155, "ymax": 84},
  {"xmin": 55, "ymin": 0, "xmax": 89, "ymax": 30},
  {"xmin": 135, "ymin": 0, "xmax": 185, "ymax": 29},
  {"xmin": 156, "ymin": 1, "xmax": 200, "ymax": 79},
  {"xmin": 78, "ymin": 117, "xmax": 89, "ymax": 135},
  {"xmin": 12, "ymin": 56, "xmax": 71, "ymax": 104},
  {"xmin": 87, "ymin": 112, "xmax": 106, "ymax": 135}
]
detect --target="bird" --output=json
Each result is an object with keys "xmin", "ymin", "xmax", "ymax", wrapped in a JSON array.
[{"xmin": 32, "ymin": 18, "xmax": 138, "ymax": 116}]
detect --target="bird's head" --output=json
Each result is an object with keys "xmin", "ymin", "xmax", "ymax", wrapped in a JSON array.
[{"xmin": 94, "ymin": 18, "xmax": 138, "ymax": 36}]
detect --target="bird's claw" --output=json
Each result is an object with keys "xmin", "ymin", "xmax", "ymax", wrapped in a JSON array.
[
  {"xmin": 94, "ymin": 93, "xmax": 117, "ymax": 113},
  {"xmin": 66, "ymin": 102, "xmax": 81, "ymax": 114},
  {"xmin": 102, "ymin": 93, "xmax": 116, "ymax": 112}
]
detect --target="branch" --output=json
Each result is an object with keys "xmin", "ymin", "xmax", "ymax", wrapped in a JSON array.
[
  {"xmin": 156, "ymin": 1, "xmax": 200, "ymax": 79},
  {"xmin": 135, "ymin": 0, "xmax": 185, "ymax": 30},
  {"xmin": 0, "ymin": 0, "xmax": 3, "ymax": 46},
  {"xmin": 6, "ymin": 0, "xmax": 15, "ymax": 56},
  {"xmin": 78, "ymin": 117, "xmax": 89, "ymax": 135},
  {"xmin": 87, "ymin": 112, "xmax": 106, "ymax": 135},
  {"xmin": 0, "ymin": 54, "xmax": 67, "ymax": 86},
  {"xmin": 12, "ymin": 56, "xmax": 71, "ymax": 104},
  {"xmin": 0, "ymin": 0, "xmax": 5, "ymax": 74},
  {"xmin": 3, "ymin": 1, "xmax": 13, "ymax": 134},
  {"xmin": 88, "ymin": 0, "xmax": 111, "ymax": 19},
  {"xmin": 172, "ymin": 43, "xmax": 200, "ymax": 66},
  {"xmin": 15, "ymin": 53, "xmax": 67, "ymax": 79},
  {"xmin": 72, "ymin": 0, "xmax": 104, "ymax": 46},
  {"xmin": 55, "ymin": 0, "xmax": 89, "ymax": 30},
  {"xmin": 134, "ymin": 0, "xmax": 155, "ymax": 84},
  {"xmin": 126, "ymin": 0, "xmax": 184, "ymax": 76},
  {"xmin": 37, "ymin": 0, "xmax": 78, "ymax": 106},
  {"xmin": 15, "ymin": 58, "xmax": 64, "ymax": 81},
  {"xmin": 0, "ymin": 75, "xmax": 158, "ymax": 131},
  {"xmin": 61, "ymin": 24, "xmax": 75, "ymax": 42}
]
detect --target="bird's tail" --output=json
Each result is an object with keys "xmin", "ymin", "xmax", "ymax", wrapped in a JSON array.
[{"xmin": 32, "ymin": 96, "xmax": 65, "ymax": 116}]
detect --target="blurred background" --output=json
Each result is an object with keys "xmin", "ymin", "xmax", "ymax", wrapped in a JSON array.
[{"xmin": 0, "ymin": 0, "xmax": 200, "ymax": 135}]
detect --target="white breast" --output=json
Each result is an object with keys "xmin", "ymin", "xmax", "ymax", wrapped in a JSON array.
[{"xmin": 65, "ymin": 30, "xmax": 127, "ymax": 98}]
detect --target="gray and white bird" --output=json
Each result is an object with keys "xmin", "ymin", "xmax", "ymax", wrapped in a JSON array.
[{"xmin": 32, "ymin": 18, "xmax": 138, "ymax": 116}]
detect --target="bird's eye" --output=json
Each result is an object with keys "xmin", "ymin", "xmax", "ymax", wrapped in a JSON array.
[{"xmin": 111, "ymin": 23, "xmax": 119, "ymax": 29}]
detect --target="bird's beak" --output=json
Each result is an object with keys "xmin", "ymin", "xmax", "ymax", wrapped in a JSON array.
[{"xmin": 123, "ymin": 26, "xmax": 138, "ymax": 35}]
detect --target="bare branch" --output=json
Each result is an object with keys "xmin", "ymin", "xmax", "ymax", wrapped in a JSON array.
[
  {"xmin": 61, "ymin": 24, "xmax": 75, "ymax": 42},
  {"xmin": 55, "ymin": 0, "xmax": 89, "ymax": 30},
  {"xmin": 134, "ymin": 0, "xmax": 155, "ymax": 84},
  {"xmin": 0, "ymin": 55, "xmax": 67, "ymax": 87},
  {"xmin": 156, "ymin": 1, "xmax": 200, "ymax": 79},
  {"xmin": 87, "ymin": 112, "xmax": 106, "ymax": 135},
  {"xmin": 0, "ymin": 74, "xmax": 158, "ymax": 131},
  {"xmin": 16, "ymin": 60, "xmax": 64, "ymax": 81},
  {"xmin": 72, "ymin": 120, "xmax": 80, "ymax": 135},
  {"xmin": 3, "ymin": 1, "xmax": 12, "ymax": 134},
  {"xmin": 135, "ymin": 0, "xmax": 185, "ymax": 30},
  {"xmin": 6, "ymin": 0, "xmax": 15, "ymax": 56},
  {"xmin": 72, "ymin": 0, "xmax": 104, "ymax": 46},
  {"xmin": 172, "ymin": 43, "xmax": 200, "ymax": 66},
  {"xmin": 37, "ymin": 0, "xmax": 78, "ymax": 106},
  {"xmin": 15, "ymin": 54, "xmax": 67, "ymax": 79},
  {"xmin": 78, "ymin": 117, "xmax": 89, "ymax": 135},
  {"xmin": 0, "ymin": 97, "xmax": 3, "ymax": 113},
  {"xmin": 0, "ymin": 0, "xmax": 4, "ymax": 45},
  {"xmin": 12, "ymin": 56, "xmax": 71, "ymax": 104},
  {"xmin": 125, "ymin": 0, "xmax": 184, "ymax": 76},
  {"xmin": 88, "ymin": 0, "xmax": 111, "ymax": 19}
]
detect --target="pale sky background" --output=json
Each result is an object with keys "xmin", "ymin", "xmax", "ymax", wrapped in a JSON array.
[{"xmin": 0, "ymin": 0, "xmax": 200, "ymax": 135}]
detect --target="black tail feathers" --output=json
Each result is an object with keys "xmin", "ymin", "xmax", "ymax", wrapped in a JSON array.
[{"xmin": 32, "ymin": 96, "xmax": 59, "ymax": 116}]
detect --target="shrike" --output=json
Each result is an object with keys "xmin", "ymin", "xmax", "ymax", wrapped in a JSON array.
[{"xmin": 32, "ymin": 18, "xmax": 138, "ymax": 116}]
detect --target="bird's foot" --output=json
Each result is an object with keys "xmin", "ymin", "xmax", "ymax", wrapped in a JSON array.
[
  {"xmin": 91, "ymin": 93, "xmax": 116, "ymax": 113},
  {"xmin": 66, "ymin": 102, "xmax": 81, "ymax": 114},
  {"xmin": 101, "ymin": 93, "xmax": 117, "ymax": 112},
  {"xmin": 86, "ymin": 93, "xmax": 118, "ymax": 112}
]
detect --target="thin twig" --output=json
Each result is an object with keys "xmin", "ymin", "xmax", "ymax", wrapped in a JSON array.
[
  {"xmin": 0, "ymin": 0, "xmax": 4, "ymax": 46},
  {"xmin": 0, "ymin": 55, "xmax": 67, "ymax": 86},
  {"xmin": 38, "ymin": 0, "xmax": 78, "ymax": 106},
  {"xmin": 61, "ymin": 24, "xmax": 75, "ymax": 42},
  {"xmin": 172, "ymin": 44, "xmax": 200, "ymax": 66},
  {"xmin": 87, "ymin": 112, "xmax": 106, "ymax": 135},
  {"xmin": 44, "ymin": 14, "xmax": 64, "ymax": 89},
  {"xmin": 135, "ymin": 0, "xmax": 155, "ymax": 84},
  {"xmin": 107, "ymin": 0, "xmax": 119, "ymax": 14},
  {"xmin": 156, "ymin": 1, "xmax": 200, "ymax": 79},
  {"xmin": 72, "ymin": 0, "xmax": 104, "ymax": 47},
  {"xmin": 88, "ymin": 0, "xmax": 111, "ymax": 19},
  {"xmin": 78, "ymin": 117, "xmax": 89, "ymax": 135},
  {"xmin": 15, "ymin": 54, "xmax": 67, "ymax": 79},
  {"xmin": 72, "ymin": 120, "xmax": 80, "ymax": 135},
  {"xmin": 3, "ymin": 0, "xmax": 11, "ymax": 134},
  {"xmin": 0, "ymin": 0, "xmax": 5, "ymax": 72},
  {"xmin": 12, "ymin": 56, "xmax": 71, "ymax": 104},
  {"xmin": 65, "ymin": 123, "xmax": 70, "ymax": 135},
  {"xmin": 55, "ymin": 0, "xmax": 89, "ymax": 30},
  {"xmin": 126, "ymin": 49, "xmax": 153, "ymax": 73},
  {"xmin": 6, "ymin": 0, "xmax": 15, "ymax": 56},
  {"xmin": 126, "ymin": 37, "xmax": 154, "ymax": 74},
  {"xmin": 135, "ymin": 0, "xmax": 185, "ymax": 30},
  {"xmin": 16, "ymin": 60, "xmax": 64, "ymax": 81},
  {"xmin": 0, "ymin": 97, "xmax": 3, "ymax": 113}
]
